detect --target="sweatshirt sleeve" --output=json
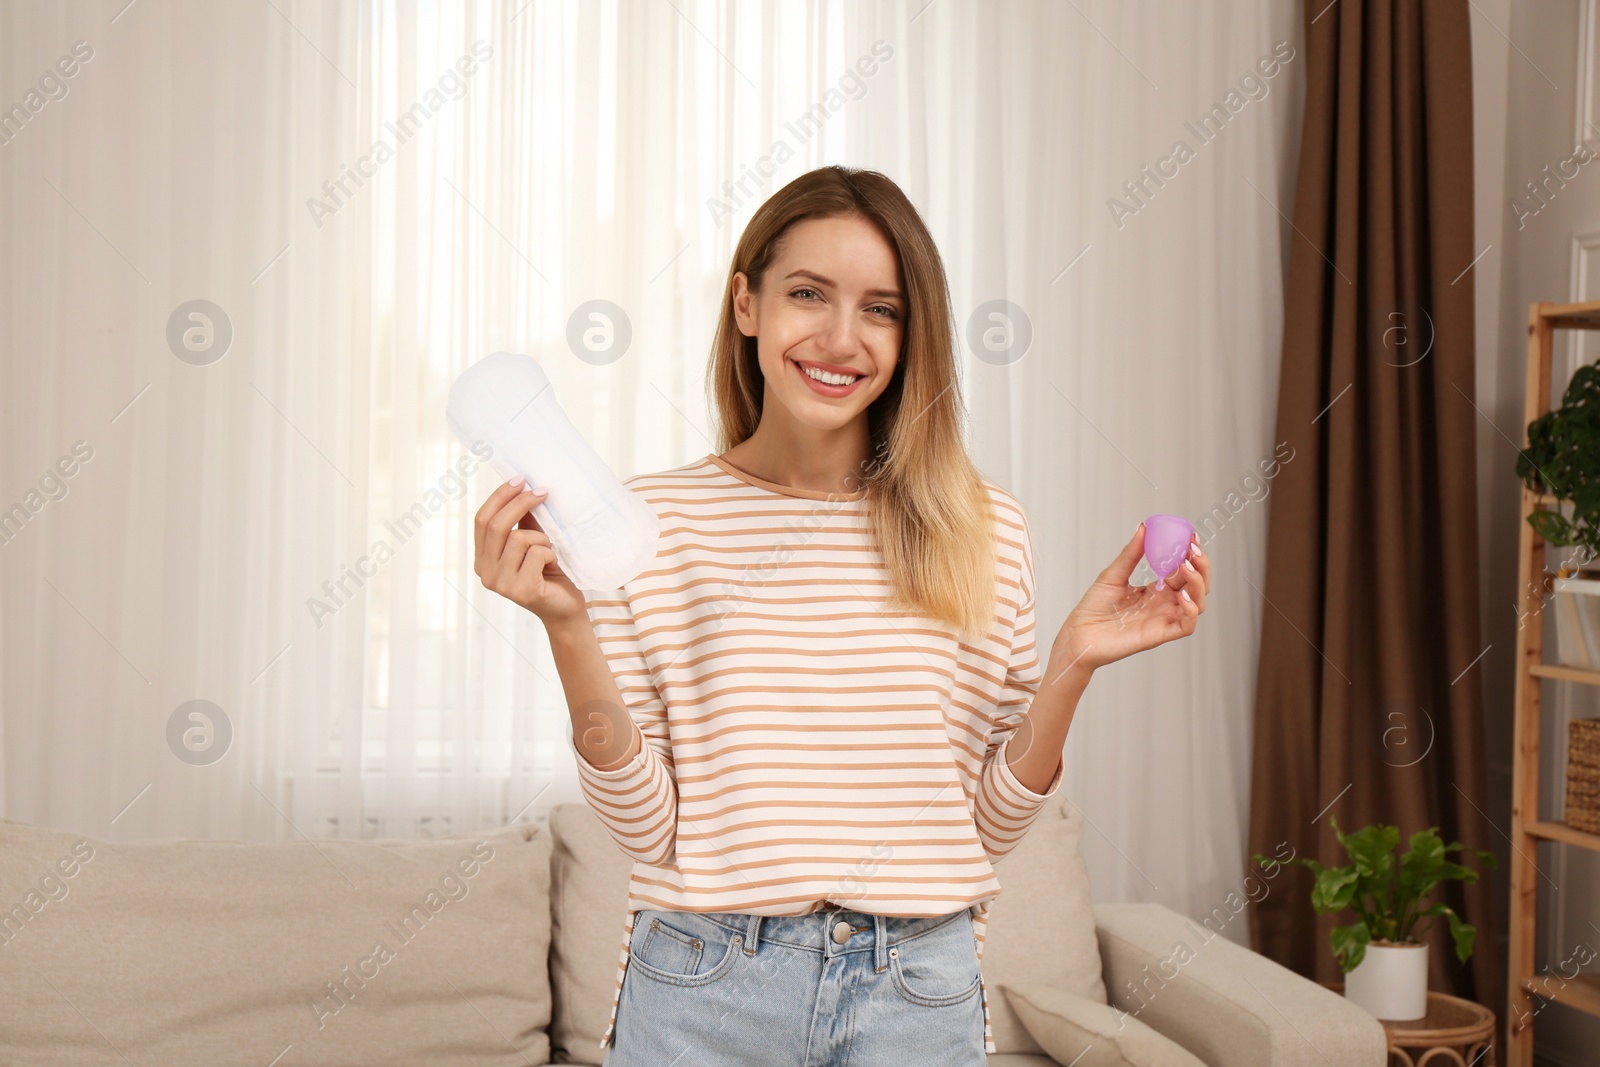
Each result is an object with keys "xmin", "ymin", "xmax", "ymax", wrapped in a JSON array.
[
  {"xmin": 573, "ymin": 585, "xmax": 678, "ymax": 866},
  {"xmin": 972, "ymin": 501, "xmax": 1064, "ymax": 863}
]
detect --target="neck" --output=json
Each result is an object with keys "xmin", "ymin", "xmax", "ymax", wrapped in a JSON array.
[{"xmin": 723, "ymin": 420, "xmax": 876, "ymax": 496}]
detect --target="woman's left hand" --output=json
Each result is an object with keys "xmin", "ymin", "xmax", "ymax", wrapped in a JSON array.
[{"xmin": 1052, "ymin": 522, "xmax": 1210, "ymax": 676}]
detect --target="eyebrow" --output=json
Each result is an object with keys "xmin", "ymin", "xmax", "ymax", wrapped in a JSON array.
[{"xmin": 784, "ymin": 269, "xmax": 903, "ymax": 302}]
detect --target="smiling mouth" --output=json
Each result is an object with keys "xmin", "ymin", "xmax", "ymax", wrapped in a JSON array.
[{"xmin": 792, "ymin": 359, "xmax": 865, "ymax": 390}]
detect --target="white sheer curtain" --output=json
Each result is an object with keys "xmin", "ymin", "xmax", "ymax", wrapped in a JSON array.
[{"xmin": 0, "ymin": 0, "xmax": 1300, "ymax": 942}]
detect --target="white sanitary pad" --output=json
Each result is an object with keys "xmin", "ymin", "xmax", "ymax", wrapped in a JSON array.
[{"xmin": 446, "ymin": 351, "xmax": 661, "ymax": 592}]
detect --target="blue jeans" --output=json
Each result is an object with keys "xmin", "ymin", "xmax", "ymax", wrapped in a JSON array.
[{"xmin": 602, "ymin": 905, "xmax": 988, "ymax": 1067}]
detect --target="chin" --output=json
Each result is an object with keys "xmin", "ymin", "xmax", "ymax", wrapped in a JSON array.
[{"xmin": 789, "ymin": 407, "xmax": 859, "ymax": 432}]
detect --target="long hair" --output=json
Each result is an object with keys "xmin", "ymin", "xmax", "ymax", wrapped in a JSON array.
[{"xmin": 706, "ymin": 165, "xmax": 1000, "ymax": 643}]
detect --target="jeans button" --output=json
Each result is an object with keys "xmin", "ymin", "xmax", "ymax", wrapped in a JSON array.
[{"xmin": 832, "ymin": 920, "xmax": 853, "ymax": 944}]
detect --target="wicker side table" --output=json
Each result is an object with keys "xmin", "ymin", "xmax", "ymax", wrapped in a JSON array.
[{"xmin": 1319, "ymin": 982, "xmax": 1495, "ymax": 1066}]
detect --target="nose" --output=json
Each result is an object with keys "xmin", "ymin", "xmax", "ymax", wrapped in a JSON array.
[{"xmin": 815, "ymin": 313, "xmax": 867, "ymax": 361}]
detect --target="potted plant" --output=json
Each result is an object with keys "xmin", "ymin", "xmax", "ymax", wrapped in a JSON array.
[
  {"xmin": 1253, "ymin": 816, "xmax": 1496, "ymax": 1021},
  {"xmin": 1518, "ymin": 359, "xmax": 1600, "ymax": 666}
]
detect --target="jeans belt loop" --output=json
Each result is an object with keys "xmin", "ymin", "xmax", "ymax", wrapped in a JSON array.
[{"xmin": 743, "ymin": 912, "xmax": 762, "ymax": 955}]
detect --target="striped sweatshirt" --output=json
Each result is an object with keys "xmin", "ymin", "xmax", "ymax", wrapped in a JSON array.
[{"xmin": 572, "ymin": 453, "xmax": 1064, "ymax": 1055}]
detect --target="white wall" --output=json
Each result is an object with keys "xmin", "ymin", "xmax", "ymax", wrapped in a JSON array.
[{"xmin": 1474, "ymin": 1, "xmax": 1600, "ymax": 1061}]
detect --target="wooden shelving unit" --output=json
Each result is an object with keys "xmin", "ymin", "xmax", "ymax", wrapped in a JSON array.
[{"xmin": 1508, "ymin": 299, "xmax": 1600, "ymax": 1066}]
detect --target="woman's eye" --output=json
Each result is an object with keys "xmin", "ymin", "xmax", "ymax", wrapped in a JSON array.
[{"xmin": 790, "ymin": 289, "xmax": 897, "ymax": 321}]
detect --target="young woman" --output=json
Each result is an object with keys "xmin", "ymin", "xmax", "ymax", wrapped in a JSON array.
[{"xmin": 473, "ymin": 165, "xmax": 1210, "ymax": 1066}]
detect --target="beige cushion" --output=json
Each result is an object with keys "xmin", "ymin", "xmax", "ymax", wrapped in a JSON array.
[
  {"xmin": 980, "ymin": 793, "xmax": 1108, "ymax": 1055},
  {"xmin": 0, "ymin": 818, "xmax": 552, "ymax": 1066},
  {"xmin": 547, "ymin": 802, "xmax": 635, "ymax": 1064},
  {"xmin": 544, "ymin": 792, "xmax": 1106, "ymax": 1061},
  {"xmin": 1003, "ymin": 981, "xmax": 1208, "ymax": 1067},
  {"xmin": 1093, "ymin": 902, "xmax": 1387, "ymax": 1067}
]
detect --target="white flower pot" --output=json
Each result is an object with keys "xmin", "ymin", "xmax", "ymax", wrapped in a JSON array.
[
  {"xmin": 1344, "ymin": 941, "xmax": 1429, "ymax": 1020},
  {"xmin": 1552, "ymin": 576, "xmax": 1600, "ymax": 669}
]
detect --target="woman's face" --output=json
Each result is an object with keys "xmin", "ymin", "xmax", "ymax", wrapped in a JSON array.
[{"xmin": 731, "ymin": 214, "xmax": 905, "ymax": 436}]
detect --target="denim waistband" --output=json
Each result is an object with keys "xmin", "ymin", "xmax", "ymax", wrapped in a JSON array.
[{"xmin": 639, "ymin": 905, "xmax": 972, "ymax": 971}]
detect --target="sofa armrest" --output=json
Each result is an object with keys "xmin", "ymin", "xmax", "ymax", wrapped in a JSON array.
[{"xmin": 1093, "ymin": 903, "xmax": 1387, "ymax": 1067}]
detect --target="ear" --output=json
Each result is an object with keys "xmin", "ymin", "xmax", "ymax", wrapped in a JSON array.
[{"xmin": 730, "ymin": 271, "xmax": 758, "ymax": 337}]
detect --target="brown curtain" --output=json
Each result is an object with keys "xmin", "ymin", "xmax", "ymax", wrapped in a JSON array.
[{"xmin": 1246, "ymin": 0, "xmax": 1502, "ymax": 1033}]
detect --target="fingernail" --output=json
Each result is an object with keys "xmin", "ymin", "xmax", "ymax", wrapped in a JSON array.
[
  {"xmin": 1191, "ymin": 540, "xmax": 1202, "ymax": 558},
  {"xmin": 1135, "ymin": 521, "xmax": 1144, "ymax": 539},
  {"xmin": 1181, "ymin": 588, "xmax": 1193, "ymax": 603},
  {"xmin": 1184, "ymin": 558, "xmax": 1197, "ymax": 574}
]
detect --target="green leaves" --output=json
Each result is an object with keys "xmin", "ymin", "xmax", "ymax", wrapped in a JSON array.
[
  {"xmin": 1253, "ymin": 816, "xmax": 1494, "ymax": 973},
  {"xmin": 1416, "ymin": 903, "xmax": 1477, "ymax": 963},
  {"xmin": 1334, "ymin": 820, "xmax": 1399, "ymax": 880},
  {"xmin": 1330, "ymin": 922, "xmax": 1371, "ymax": 974},
  {"xmin": 1312, "ymin": 866, "xmax": 1361, "ymax": 913},
  {"xmin": 1519, "ymin": 359, "xmax": 1600, "ymax": 564}
]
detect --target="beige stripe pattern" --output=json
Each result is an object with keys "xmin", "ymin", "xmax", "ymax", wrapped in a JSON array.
[{"xmin": 574, "ymin": 454, "xmax": 1063, "ymax": 1055}]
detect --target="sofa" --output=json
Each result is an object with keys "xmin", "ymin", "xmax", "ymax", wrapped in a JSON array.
[{"xmin": 0, "ymin": 793, "xmax": 1385, "ymax": 1065}]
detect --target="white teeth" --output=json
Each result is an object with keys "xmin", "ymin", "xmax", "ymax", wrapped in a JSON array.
[{"xmin": 801, "ymin": 364, "xmax": 859, "ymax": 386}]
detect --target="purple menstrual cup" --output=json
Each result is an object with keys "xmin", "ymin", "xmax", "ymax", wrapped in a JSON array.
[{"xmin": 1143, "ymin": 514, "xmax": 1195, "ymax": 591}]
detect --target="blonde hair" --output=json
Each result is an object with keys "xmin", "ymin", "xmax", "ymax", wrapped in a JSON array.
[{"xmin": 706, "ymin": 164, "xmax": 1000, "ymax": 643}]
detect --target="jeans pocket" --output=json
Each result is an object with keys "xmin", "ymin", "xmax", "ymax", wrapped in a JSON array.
[
  {"xmin": 886, "ymin": 913, "xmax": 982, "ymax": 1008},
  {"xmin": 629, "ymin": 910, "xmax": 742, "ymax": 988}
]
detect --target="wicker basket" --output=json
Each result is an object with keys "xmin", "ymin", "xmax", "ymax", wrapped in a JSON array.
[{"xmin": 1567, "ymin": 718, "xmax": 1600, "ymax": 835}]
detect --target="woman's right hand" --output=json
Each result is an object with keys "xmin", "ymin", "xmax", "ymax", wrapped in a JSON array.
[{"xmin": 473, "ymin": 479, "xmax": 590, "ymax": 626}]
